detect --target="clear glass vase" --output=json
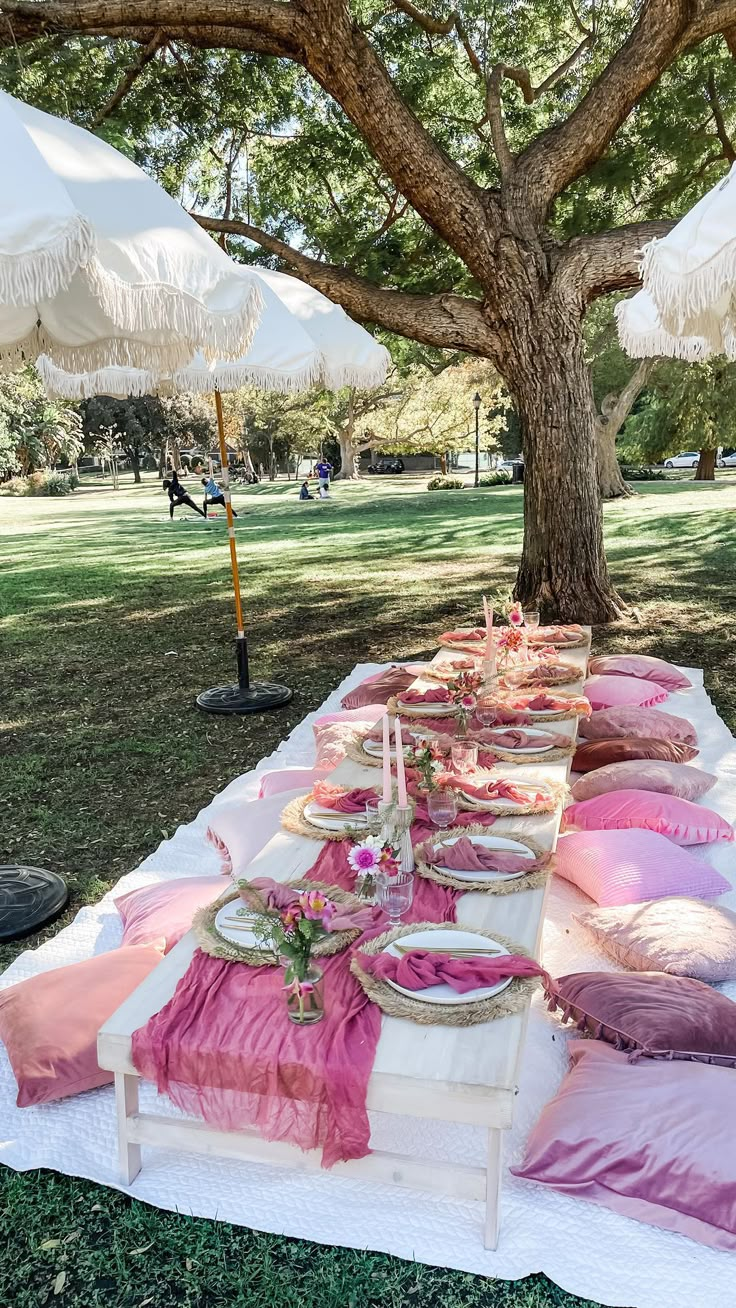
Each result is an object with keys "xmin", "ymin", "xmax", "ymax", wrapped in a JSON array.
[{"xmin": 284, "ymin": 963, "xmax": 325, "ymax": 1026}]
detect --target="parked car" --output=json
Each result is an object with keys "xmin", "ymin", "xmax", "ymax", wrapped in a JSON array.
[
  {"xmin": 367, "ymin": 458, "xmax": 405, "ymax": 474},
  {"xmin": 664, "ymin": 451, "xmax": 725, "ymax": 468},
  {"xmin": 721, "ymin": 451, "xmax": 736, "ymax": 467},
  {"xmin": 499, "ymin": 458, "xmax": 524, "ymax": 473}
]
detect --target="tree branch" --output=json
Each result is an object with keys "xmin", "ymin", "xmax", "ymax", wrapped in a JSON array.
[
  {"xmin": 555, "ymin": 219, "xmax": 676, "ymax": 303},
  {"xmin": 706, "ymin": 66, "xmax": 736, "ymax": 162},
  {"xmin": 598, "ymin": 358, "xmax": 656, "ymax": 436},
  {"xmin": 90, "ymin": 28, "xmax": 165, "ymax": 125},
  {"xmin": 194, "ymin": 213, "xmax": 499, "ymax": 354}
]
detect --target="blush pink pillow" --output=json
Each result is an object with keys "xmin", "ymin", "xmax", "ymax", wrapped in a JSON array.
[
  {"xmin": 206, "ymin": 788, "xmax": 309, "ymax": 877},
  {"xmin": 314, "ymin": 706, "xmax": 386, "ymax": 728},
  {"xmin": 564, "ymin": 789, "xmax": 733, "ymax": 845},
  {"xmin": 258, "ymin": 766, "xmax": 332, "ymax": 798},
  {"xmin": 313, "ymin": 719, "xmax": 377, "ymax": 769},
  {"xmin": 579, "ymin": 704, "xmax": 697, "ymax": 746},
  {"xmin": 554, "ymin": 828, "xmax": 730, "ymax": 905},
  {"xmin": 571, "ymin": 760, "xmax": 716, "ymax": 803},
  {"xmin": 573, "ymin": 898, "xmax": 736, "ymax": 982},
  {"xmin": 583, "ymin": 674, "xmax": 669, "ymax": 710},
  {"xmin": 341, "ymin": 666, "xmax": 417, "ymax": 710},
  {"xmin": 512, "ymin": 1041, "xmax": 736, "ymax": 1251},
  {"xmin": 0, "ymin": 944, "xmax": 164, "ymax": 1106},
  {"xmin": 588, "ymin": 654, "xmax": 691, "ymax": 691},
  {"xmin": 115, "ymin": 876, "xmax": 226, "ymax": 953}
]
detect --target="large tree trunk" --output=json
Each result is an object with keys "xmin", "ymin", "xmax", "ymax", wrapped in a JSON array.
[
  {"xmin": 130, "ymin": 451, "xmax": 142, "ymax": 484},
  {"xmin": 596, "ymin": 422, "xmax": 634, "ymax": 499},
  {"xmin": 695, "ymin": 448, "xmax": 716, "ymax": 480},
  {"xmin": 509, "ymin": 303, "xmax": 624, "ymax": 623},
  {"xmin": 336, "ymin": 429, "xmax": 362, "ymax": 480}
]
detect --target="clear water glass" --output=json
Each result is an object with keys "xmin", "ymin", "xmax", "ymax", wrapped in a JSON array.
[
  {"xmin": 364, "ymin": 800, "xmax": 382, "ymax": 835},
  {"xmin": 522, "ymin": 608, "xmax": 540, "ymax": 629},
  {"xmin": 476, "ymin": 692, "xmax": 498, "ymax": 728},
  {"xmin": 427, "ymin": 787, "xmax": 458, "ymax": 839},
  {"xmin": 379, "ymin": 871, "xmax": 414, "ymax": 926},
  {"xmin": 451, "ymin": 740, "xmax": 479, "ymax": 774}
]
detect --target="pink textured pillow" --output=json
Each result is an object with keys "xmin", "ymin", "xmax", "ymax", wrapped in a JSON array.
[
  {"xmin": 554, "ymin": 828, "xmax": 730, "ymax": 905},
  {"xmin": 564, "ymin": 789, "xmax": 733, "ymax": 845},
  {"xmin": 573, "ymin": 898, "xmax": 736, "ymax": 982},
  {"xmin": 512, "ymin": 1041, "xmax": 736, "ymax": 1251},
  {"xmin": 258, "ymin": 766, "xmax": 332, "ymax": 798},
  {"xmin": 314, "ymin": 706, "xmax": 385, "ymax": 728},
  {"xmin": 583, "ymin": 674, "xmax": 669, "ymax": 710},
  {"xmin": 0, "ymin": 944, "xmax": 164, "ymax": 1106},
  {"xmin": 115, "ymin": 876, "xmax": 226, "ymax": 953},
  {"xmin": 571, "ymin": 760, "xmax": 716, "ymax": 803},
  {"xmin": 341, "ymin": 666, "xmax": 417, "ymax": 710},
  {"xmin": 206, "ymin": 788, "xmax": 309, "ymax": 877},
  {"xmin": 545, "ymin": 970, "xmax": 736, "ymax": 1067},
  {"xmin": 579, "ymin": 704, "xmax": 697, "ymax": 746},
  {"xmin": 588, "ymin": 654, "xmax": 691, "ymax": 691},
  {"xmin": 313, "ymin": 719, "xmax": 376, "ymax": 769}
]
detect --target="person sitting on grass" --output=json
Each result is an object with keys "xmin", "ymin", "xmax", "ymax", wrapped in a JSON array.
[
  {"xmin": 163, "ymin": 469, "xmax": 206, "ymax": 520},
  {"xmin": 299, "ymin": 480, "xmax": 314, "ymax": 501},
  {"xmin": 202, "ymin": 474, "xmax": 239, "ymax": 519}
]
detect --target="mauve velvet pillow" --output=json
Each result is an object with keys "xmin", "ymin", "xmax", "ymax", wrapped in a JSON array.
[
  {"xmin": 587, "ymin": 654, "xmax": 691, "ymax": 691},
  {"xmin": 578, "ymin": 704, "xmax": 697, "ymax": 746},
  {"xmin": 0, "ymin": 944, "xmax": 164, "ymax": 1106},
  {"xmin": 573, "ymin": 737, "xmax": 699, "ymax": 772},
  {"xmin": 115, "ymin": 875, "xmax": 226, "ymax": 953},
  {"xmin": 564, "ymin": 788, "xmax": 734, "ymax": 845},
  {"xmin": 573, "ymin": 898, "xmax": 736, "ymax": 982},
  {"xmin": 511, "ymin": 1041, "xmax": 736, "ymax": 1251},
  {"xmin": 571, "ymin": 759, "xmax": 716, "ymax": 803},
  {"xmin": 554, "ymin": 828, "xmax": 730, "ymax": 906},
  {"xmin": 546, "ymin": 970, "xmax": 736, "ymax": 1066},
  {"xmin": 584, "ymin": 674, "xmax": 669, "ymax": 710},
  {"xmin": 341, "ymin": 666, "xmax": 417, "ymax": 710}
]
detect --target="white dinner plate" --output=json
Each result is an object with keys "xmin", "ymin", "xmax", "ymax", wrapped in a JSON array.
[
  {"xmin": 396, "ymin": 699, "xmax": 456, "ymax": 717},
  {"xmin": 363, "ymin": 728, "xmax": 433, "ymax": 759},
  {"xmin": 457, "ymin": 780, "xmax": 550, "ymax": 810},
  {"xmin": 383, "ymin": 928, "xmax": 512, "ymax": 1005},
  {"xmin": 510, "ymin": 701, "xmax": 570, "ymax": 719},
  {"xmin": 483, "ymin": 727, "xmax": 557, "ymax": 754},
  {"xmin": 214, "ymin": 900, "xmax": 269, "ymax": 952},
  {"xmin": 432, "ymin": 832, "xmax": 533, "ymax": 882},
  {"xmin": 303, "ymin": 801, "xmax": 369, "ymax": 832}
]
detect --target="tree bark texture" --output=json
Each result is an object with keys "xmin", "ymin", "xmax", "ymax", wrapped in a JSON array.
[
  {"xmin": 596, "ymin": 423, "xmax": 634, "ymax": 499},
  {"xmin": 336, "ymin": 430, "xmax": 362, "ymax": 480},
  {"xmin": 695, "ymin": 448, "xmax": 716, "ymax": 480}
]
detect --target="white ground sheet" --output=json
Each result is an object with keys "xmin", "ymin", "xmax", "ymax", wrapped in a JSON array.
[{"xmin": 1, "ymin": 664, "xmax": 735, "ymax": 1308}]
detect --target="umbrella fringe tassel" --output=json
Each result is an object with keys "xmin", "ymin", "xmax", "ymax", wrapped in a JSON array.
[{"xmin": 0, "ymin": 215, "xmax": 96, "ymax": 308}]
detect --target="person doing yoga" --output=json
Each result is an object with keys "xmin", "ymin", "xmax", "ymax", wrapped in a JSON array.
[
  {"xmin": 163, "ymin": 469, "xmax": 206, "ymax": 520},
  {"xmin": 202, "ymin": 475, "xmax": 238, "ymax": 518}
]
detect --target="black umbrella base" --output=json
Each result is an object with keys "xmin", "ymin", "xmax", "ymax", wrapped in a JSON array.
[
  {"xmin": 196, "ymin": 680, "xmax": 293, "ymax": 715},
  {"xmin": 0, "ymin": 865, "xmax": 69, "ymax": 942}
]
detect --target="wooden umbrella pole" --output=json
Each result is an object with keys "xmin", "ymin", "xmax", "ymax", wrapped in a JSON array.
[{"xmin": 214, "ymin": 389, "xmax": 245, "ymax": 639}]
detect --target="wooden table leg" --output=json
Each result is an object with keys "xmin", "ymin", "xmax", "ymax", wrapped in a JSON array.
[
  {"xmin": 484, "ymin": 1127, "xmax": 503, "ymax": 1250},
  {"xmin": 115, "ymin": 1072, "xmax": 142, "ymax": 1184}
]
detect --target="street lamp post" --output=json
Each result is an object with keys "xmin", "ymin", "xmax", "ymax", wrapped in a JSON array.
[{"xmin": 473, "ymin": 392, "xmax": 481, "ymax": 488}]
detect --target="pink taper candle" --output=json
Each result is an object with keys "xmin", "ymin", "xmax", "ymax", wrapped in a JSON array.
[
  {"xmin": 394, "ymin": 716, "xmax": 408, "ymax": 807},
  {"xmin": 382, "ymin": 713, "xmax": 392, "ymax": 803},
  {"xmin": 483, "ymin": 595, "xmax": 494, "ymax": 662}
]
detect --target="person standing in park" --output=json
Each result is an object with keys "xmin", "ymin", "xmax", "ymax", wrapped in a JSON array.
[
  {"xmin": 163, "ymin": 469, "xmax": 206, "ymax": 520},
  {"xmin": 202, "ymin": 474, "xmax": 239, "ymax": 519},
  {"xmin": 315, "ymin": 456, "xmax": 333, "ymax": 497}
]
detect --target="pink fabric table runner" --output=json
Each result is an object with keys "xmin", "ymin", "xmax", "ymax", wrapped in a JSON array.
[{"xmin": 132, "ymin": 835, "xmax": 458, "ymax": 1167}]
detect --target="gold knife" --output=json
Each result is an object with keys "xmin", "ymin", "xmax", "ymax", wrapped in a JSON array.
[{"xmin": 393, "ymin": 943, "xmax": 503, "ymax": 957}]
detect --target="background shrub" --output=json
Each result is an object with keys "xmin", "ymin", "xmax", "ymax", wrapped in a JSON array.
[{"xmin": 427, "ymin": 476, "xmax": 464, "ymax": 490}]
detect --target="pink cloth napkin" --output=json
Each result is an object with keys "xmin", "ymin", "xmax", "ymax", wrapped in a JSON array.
[
  {"xmin": 311, "ymin": 782, "xmax": 378, "ymax": 814},
  {"xmin": 423, "ymin": 835, "xmax": 548, "ymax": 875},
  {"xmin": 483, "ymin": 728, "xmax": 554, "ymax": 751},
  {"xmin": 444, "ymin": 776, "xmax": 544, "ymax": 805},
  {"xmin": 441, "ymin": 628, "xmax": 486, "ymax": 643},
  {"xmin": 240, "ymin": 877, "xmax": 374, "ymax": 933},
  {"xmin": 528, "ymin": 624, "xmax": 583, "ymax": 645},
  {"xmin": 399, "ymin": 686, "xmax": 452, "ymax": 705},
  {"xmin": 505, "ymin": 663, "xmax": 572, "ymax": 688},
  {"xmin": 505, "ymin": 691, "xmax": 591, "ymax": 716},
  {"xmin": 432, "ymin": 657, "xmax": 477, "ymax": 676},
  {"xmin": 359, "ymin": 948, "xmax": 547, "ymax": 994}
]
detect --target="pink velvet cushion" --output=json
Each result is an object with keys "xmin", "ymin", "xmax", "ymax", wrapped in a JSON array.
[
  {"xmin": 554, "ymin": 828, "xmax": 730, "ymax": 906},
  {"xmin": 206, "ymin": 788, "xmax": 309, "ymax": 878},
  {"xmin": 572, "ymin": 737, "xmax": 699, "ymax": 772},
  {"xmin": 583, "ymin": 674, "xmax": 669, "ymax": 710},
  {"xmin": 545, "ymin": 969, "xmax": 736, "ymax": 1066},
  {"xmin": 571, "ymin": 760, "xmax": 716, "ymax": 803},
  {"xmin": 573, "ymin": 898, "xmax": 736, "ymax": 982},
  {"xmin": 564, "ymin": 788, "xmax": 733, "ymax": 845},
  {"xmin": 258, "ymin": 766, "xmax": 332, "ymax": 799},
  {"xmin": 578, "ymin": 703, "xmax": 697, "ymax": 746},
  {"xmin": 0, "ymin": 944, "xmax": 164, "ymax": 1106},
  {"xmin": 587, "ymin": 654, "xmax": 691, "ymax": 691},
  {"xmin": 341, "ymin": 666, "xmax": 417, "ymax": 710},
  {"xmin": 511, "ymin": 1041, "xmax": 736, "ymax": 1251},
  {"xmin": 115, "ymin": 876, "xmax": 226, "ymax": 953}
]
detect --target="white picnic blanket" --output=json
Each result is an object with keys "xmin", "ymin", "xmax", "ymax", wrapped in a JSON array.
[{"xmin": 1, "ymin": 663, "xmax": 735, "ymax": 1308}]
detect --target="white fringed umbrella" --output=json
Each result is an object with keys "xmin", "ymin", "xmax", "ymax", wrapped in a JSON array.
[
  {"xmin": 0, "ymin": 91, "xmax": 262, "ymax": 374},
  {"xmin": 641, "ymin": 163, "xmax": 736, "ymax": 350},
  {"xmin": 616, "ymin": 289, "xmax": 714, "ymax": 361}
]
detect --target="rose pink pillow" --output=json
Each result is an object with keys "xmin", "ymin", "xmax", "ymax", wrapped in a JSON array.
[
  {"xmin": 206, "ymin": 788, "xmax": 309, "ymax": 877},
  {"xmin": 0, "ymin": 944, "xmax": 164, "ymax": 1106},
  {"xmin": 545, "ymin": 970, "xmax": 736, "ymax": 1066},
  {"xmin": 571, "ymin": 760, "xmax": 716, "ymax": 803},
  {"xmin": 573, "ymin": 898, "xmax": 736, "ymax": 982},
  {"xmin": 115, "ymin": 876, "xmax": 226, "ymax": 953},
  {"xmin": 258, "ymin": 766, "xmax": 332, "ymax": 798},
  {"xmin": 583, "ymin": 674, "xmax": 669, "ymax": 710},
  {"xmin": 341, "ymin": 666, "xmax": 417, "ymax": 710},
  {"xmin": 554, "ymin": 828, "xmax": 730, "ymax": 905},
  {"xmin": 512, "ymin": 1041, "xmax": 736, "ymax": 1251},
  {"xmin": 564, "ymin": 789, "xmax": 733, "ymax": 845},
  {"xmin": 588, "ymin": 654, "xmax": 691, "ymax": 691},
  {"xmin": 579, "ymin": 704, "xmax": 697, "ymax": 746}
]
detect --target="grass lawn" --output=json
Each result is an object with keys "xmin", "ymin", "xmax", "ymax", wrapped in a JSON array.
[{"xmin": 1, "ymin": 470, "xmax": 735, "ymax": 1307}]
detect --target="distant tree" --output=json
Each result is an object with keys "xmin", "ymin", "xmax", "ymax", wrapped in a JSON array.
[
  {"xmin": 623, "ymin": 361, "xmax": 736, "ymax": 480},
  {"xmin": 0, "ymin": 367, "xmax": 82, "ymax": 477},
  {"xmin": 357, "ymin": 360, "xmax": 506, "ymax": 464},
  {"xmin": 585, "ymin": 299, "xmax": 659, "ymax": 500},
  {"xmin": 80, "ymin": 393, "xmax": 215, "ymax": 481}
]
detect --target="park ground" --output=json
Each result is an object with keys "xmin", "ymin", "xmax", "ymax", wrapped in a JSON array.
[{"xmin": 1, "ymin": 472, "xmax": 736, "ymax": 1307}]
